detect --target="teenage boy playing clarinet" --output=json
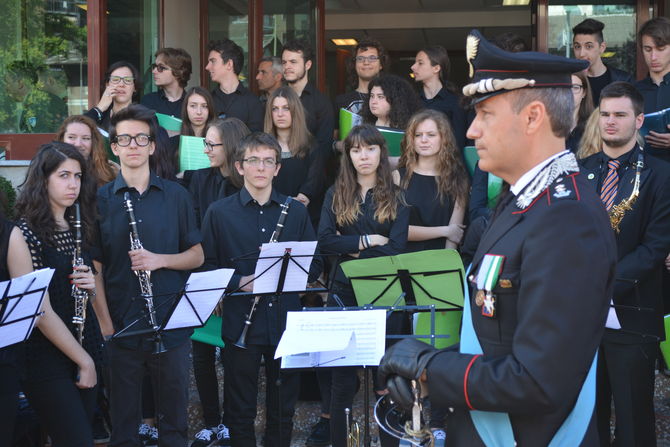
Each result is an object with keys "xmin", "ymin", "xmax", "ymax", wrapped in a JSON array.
[
  {"xmin": 92, "ymin": 104, "xmax": 204, "ymax": 447},
  {"xmin": 201, "ymin": 131, "xmax": 319, "ymax": 447}
]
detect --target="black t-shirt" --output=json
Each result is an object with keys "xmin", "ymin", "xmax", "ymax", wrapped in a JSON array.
[
  {"xmin": 334, "ymin": 90, "xmax": 368, "ymax": 130},
  {"xmin": 211, "ymin": 83, "xmax": 264, "ymax": 132},
  {"xmin": 140, "ymin": 89, "xmax": 186, "ymax": 117},
  {"xmin": 588, "ymin": 70, "xmax": 612, "ymax": 105}
]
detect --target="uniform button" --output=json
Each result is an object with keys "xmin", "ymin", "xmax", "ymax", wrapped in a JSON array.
[
  {"xmin": 261, "ymin": 228, "xmax": 266, "ymax": 232},
  {"xmin": 138, "ymin": 219, "xmax": 142, "ymax": 223},
  {"xmin": 268, "ymin": 302, "xmax": 273, "ymax": 307},
  {"xmin": 260, "ymin": 210, "xmax": 263, "ymax": 214}
]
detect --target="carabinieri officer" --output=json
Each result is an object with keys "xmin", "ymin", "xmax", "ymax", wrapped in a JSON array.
[{"xmin": 378, "ymin": 30, "xmax": 617, "ymax": 446}]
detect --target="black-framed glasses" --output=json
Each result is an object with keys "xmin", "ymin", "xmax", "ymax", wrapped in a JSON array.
[
  {"xmin": 109, "ymin": 76, "xmax": 134, "ymax": 85},
  {"xmin": 113, "ymin": 134, "xmax": 153, "ymax": 147},
  {"xmin": 243, "ymin": 157, "xmax": 277, "ymax": 167},
  {"xmin": 355, "ymin": 55, "xmax": 380, "ymax": 63},
  {"xmin": 204, "ymin": 141, "xmax": 223, "ymax": 152},
  {"xmin": 571, "ymin": 84, "xmax": 584, "ymax": 93},
  {"xmin": 151, "ymin": 63, "xmax": 171, "ymax": 73}
]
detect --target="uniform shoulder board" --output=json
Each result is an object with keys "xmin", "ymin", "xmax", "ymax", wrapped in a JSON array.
[{"xmin": 547, "ymin": 174, "xmax": 578, "ymax": 204}]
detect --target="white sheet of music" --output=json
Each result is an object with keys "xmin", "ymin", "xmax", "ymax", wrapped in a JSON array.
[
  {"xmin": 163, "ymin": 268, "xmax": 234, "ymax": 330},
  {"xmin": 0, "ymin": 268, "xmax": 55, "ymax": 349},
  {"xmin": 252, "ymin": 241, "xmax": 317, "ymax": 294},
  {"xmin": 275, "ymin": 309, "xmax": 387, "ymax": 368}
]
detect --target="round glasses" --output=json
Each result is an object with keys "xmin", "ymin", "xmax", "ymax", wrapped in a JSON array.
[
  {"xmin": 109, "ymin": 76, "xmax": 135, "ymax": 85},
  {"xmin": 114, "ymin": 134, "xmax": 153, "ymax": 147}
]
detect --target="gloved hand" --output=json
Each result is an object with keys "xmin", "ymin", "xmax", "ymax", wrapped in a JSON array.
[{"xmin": 377, "ymin": 339, "xmax": 439, "ymax": 409}]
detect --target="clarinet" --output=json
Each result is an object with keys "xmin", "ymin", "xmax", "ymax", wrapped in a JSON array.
[
  {"xmin": 234, "ymin": 197, "xmax": 292, "ymax": 349},
  {"xmin": 123, "ymin": 192, "xmax": 159, "ymax": 332},
  {"xmin": 71, "ymin": 202, "xmax": 88, "ymax": 344}
]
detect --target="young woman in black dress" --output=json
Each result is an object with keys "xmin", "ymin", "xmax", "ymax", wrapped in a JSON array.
[
  {"xmin": 397, "ymin": 109, "xmax": 469, "ymax": 252},
  {"xmin": 264, "ymin": 86, "xmax": 324, "ymax": 216},
  {"xmin": 318, "ymin": 124, "xmax": 409, "ymax": 447},
  {"xmin": 14, "ymin": 142, "xmax": 102, "ymax": 446}
]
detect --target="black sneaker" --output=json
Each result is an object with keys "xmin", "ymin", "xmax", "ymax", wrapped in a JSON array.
[
  {"xmin": 305, "ymin": 417, "xmax": 330, "ymax": 446},
  {"xmin": 92, "ymin": 416, "xmax": 110, "ymax": 444},
  {"xmin": 190, "ymin": 425, "xmax": 220, "ymax": 447},
  {"xmin": 216, "ymin": 424, "xmax": 231, "ymax": 447},
  {"xmin": 139, "ymin": 423, "xmax": 158, "ymax": 446}
]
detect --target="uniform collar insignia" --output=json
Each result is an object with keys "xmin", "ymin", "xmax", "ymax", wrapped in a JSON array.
[{"xmin": 516, "ymin": 152, "xmax": 579, "ymax": 209}]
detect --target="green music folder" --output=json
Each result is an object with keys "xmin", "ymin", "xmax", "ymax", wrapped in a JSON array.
[
  {"xmin": 339, "ymin": 108, "xmax": 362, "ymax": 139},
  {"xmin": 179, "ymin": 136, "xmax": 209, "ymax": 171},
  {"xmin": 378, "ymin": 126, "xmax": 404, "ymax": 157},
  {"xmin": 156, "ymin": 113, "xmax": 182, "ymax": 132}
]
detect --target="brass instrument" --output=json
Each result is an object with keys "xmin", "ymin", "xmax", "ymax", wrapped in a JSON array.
[
  {"xmin": 71, "ymin": 202, "xmax": 88, "ymax": 344},
  {"xmin": 609, "ymin": 153, "xmax": 643, "ymax": 233},
  {"xmin": 234, "ymin": 197, "xmax": 292, "ymax": 349},
  {"xmin": 123, "ymin": 192, "xmax": 165, "ymax": 353},
  {"xmin": 345, "ymin": 408, "xmax": 361, "ymax": 447}
]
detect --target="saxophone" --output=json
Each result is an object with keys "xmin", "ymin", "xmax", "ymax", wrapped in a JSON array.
[
  {"xmin": 609, "ymin": 153, "xmax": 644, "ymax": 233},
  {"xmin": 123, "ymin": 192, "xmax": 160, "ymax": 332},
  {"xmin": 71, "ymin": 202, "xmax": 89, "ymax": 344}
]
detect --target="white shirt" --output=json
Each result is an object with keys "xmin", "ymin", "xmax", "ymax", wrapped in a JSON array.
[{"xmin": 510, "ymin": 150, "xmax": 569, "ymax": 196}]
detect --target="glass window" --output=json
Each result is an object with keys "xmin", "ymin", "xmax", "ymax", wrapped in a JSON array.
[
  {"xmin": 108, "ymin": 0, "xmax": 160, "ymax": 97},
  {"xmin": 263, "ymin": 0, "xmax": 317, "ymax": 83},
  {"xmin": 548, "ymin": 2, "xmax": 637, "ymax": 76},
  {"xmin": 0, "ymin": 0, "xmax": 87, "ymax": 134},
  {"xmin": 207, "ymin": 0, "xmax": 250, "ymax": 85}
]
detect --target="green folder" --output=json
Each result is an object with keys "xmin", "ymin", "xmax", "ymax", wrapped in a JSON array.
[
  {"xmin": 660, "ymin": 314, "xmax": 670, "ymax": 366},
  {"xmin": 339, "ymin": 108, "xmax": 362, "ymax": 140},
  {"xmin": 340, "ymin": 249, "xmax": 464, "ymax": 309},
  {"xmin": 463, "ymin": 146, "xmax": 478, "ymax": 177},
  {"xmin": 462, "ymin": 146, "xmax": 503, "ymax": 208},
  {"xmin": 156, "ymin": 113, "xmax": 182, "ymax": 132},
  {"xmin": 191, "ymin": 315, "xmax": 225, "ymax": 348},
  {"xmin": 378, "ymin": 126, "xmax": 404, "ymax": 157},
  {"xmin": 179, "ymin": 136, "xmax": 209, "ymax": 171},
  {"xmin": 414, "ymin": 310, "xmax": 462, "ymax": 349}
]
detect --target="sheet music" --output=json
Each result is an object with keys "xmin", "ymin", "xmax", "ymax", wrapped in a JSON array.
[
  {"xmin": 0, "ymin": 268, "xmax": 55, "ymax": 349},
  {"xmin": 163, "ymin": 268, "xmax": 234, "ymax": 330},
  {"xmin": 252, "ymin": 241, "xmax": 317, "ymax": 294},
  {"xmin": 605, "ymin": 299, "xmax": 621, "ymax": 330},
  {"xmin": 275, "ymin": 309, "xmax": 386, "ymax": 368}
]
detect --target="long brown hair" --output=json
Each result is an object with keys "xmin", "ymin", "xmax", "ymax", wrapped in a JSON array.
[
  {"xmin": 180, "ymin": 86, "xmax": 216, "ymax": 136},
  {"xmin": 333, "ymin": 124, "xmax": 402, "ymax": 226},
  {"xmin": 573, "ymin": 71, "xmax": 594, "ymax": 129},
  {"xmin": 399, "ymin": 109, "xmax": 469, "ymax": 206},
  {"xmin": 205, "ymin": 117, "xmax": 249, "ymax": 189},
  {"xmin": 55, "ymin": 115, "xmax": 116, "ymax": 186},
  {"xmin": 16, "ymin": 142, "xmax": 97, "ymax": 246},
  {"xmin": 263, "ymin": 86, "xmax": 313, "ymax": 159}
]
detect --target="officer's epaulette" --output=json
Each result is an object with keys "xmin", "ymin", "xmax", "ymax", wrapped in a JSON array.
[{"xmin": 546, "ymin": 173, "xmax": 579, "ymax": 205}]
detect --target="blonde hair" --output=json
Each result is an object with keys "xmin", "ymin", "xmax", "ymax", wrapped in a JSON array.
[{"xmin": 577, "ymin": 108, "xmax": 602, "ymax": 159}]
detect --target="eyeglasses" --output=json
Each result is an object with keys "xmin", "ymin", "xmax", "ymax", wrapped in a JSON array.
[
  {"xmin": 151, "ymin": 63, "xmax": 170, "ymax": 73},
  {"xmin": 243, "ymin": 157, "xmax": 277, "ymax": 167},
  {"xmin": 355, "ymin": 55, "xmax": 380, "ymax": 63},
  {"xmin": 204, "ymin": 141, "xmax": 223, "ymax": 152},
  {"xmin": 109, "ymin": 76, "xmax": 134, "ymax": 85},
  {"xmin": 113, "ymin": 134, "xmax": 153, "ymax": 147},
  {"xmin": 571, "ymin": 84, "xmax": 584, "ymax": 93}
]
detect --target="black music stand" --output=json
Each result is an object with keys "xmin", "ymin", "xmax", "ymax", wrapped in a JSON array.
[
  {"xmin": 226, "ymin": 241, "xmax": 325, "ymax": 447},
  {"xmin": 0, "ymin": 269, "xmax": 53, "ymax": 349}
]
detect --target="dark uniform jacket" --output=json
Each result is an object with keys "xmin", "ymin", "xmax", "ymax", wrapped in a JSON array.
[
  {"xmin": 580, "ymin": 145, "xmax": 670, "ymax": 342},
  {"xmin": 426, "ymin": 165, "xmax": 616, "ymax": 446}
]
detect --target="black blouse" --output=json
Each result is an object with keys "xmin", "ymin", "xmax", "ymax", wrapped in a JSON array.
[
  {"xmin": 399, "ymin": 168, "xmax": 454, "ymax": 252},
  {"xmin": 18, "ymin": 220, "xmax": 104, "ymax": 382},
  {"xmin": 273, "ymin": 144, "xmax": 324, "ymax": 201},
  {"xmin": 184, "ymin": 167, "xmax": 241, "ymax": 227},
  {"xmin": 318, "ymin": 186, "xmax": 409, "ymax": 288}
]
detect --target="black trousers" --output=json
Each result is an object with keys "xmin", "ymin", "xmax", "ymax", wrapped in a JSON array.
[
  {"xmin": 596, "ymin": 341, "xmax": 657, "ymax": 447},
  {"xmin": 0, "ymin": 363, "xmax": 20, "ymax": 445},
  {"xmin": 192, "ymin": 339, "xmax": 222, "ymax": 427},
  {"xmin": 108, "ymin": 340, "xmax": 190, "ymax": 447},
  {"xmin": 223, "ymin": 342, "xmax": 299, "ymax": 447},
  {"xmin": 23, "ymin": 374, "xmax": 97, "ymax": 447}
]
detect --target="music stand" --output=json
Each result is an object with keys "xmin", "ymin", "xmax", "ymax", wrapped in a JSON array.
[
  {"xmin": 226, "ymin": 240, "xmax": 325, "ymax": 447},
  {"xmin": 0, "ymin": 268, "xmax": 54, "ymax": 349}
]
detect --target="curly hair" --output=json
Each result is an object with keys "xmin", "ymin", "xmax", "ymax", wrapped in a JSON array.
[
  {"xmin": 16, "ymin": 142, "xmax": 97, "ymax": 247},
  {"xmin": 360, "ymin": 74, "xmax": 422, "ymax": 130},
  {"xmin": 346, "ymin": 38, "xmax": 389, "ymax": 89},
  {"xmin": 333, "ymin": 124, "xmax": 403, "ymax": 226},
  {"xmin": 55, "ymin": 115, "xmax": 116, "ymax": 187},
  {"xmin": 264, "ymin": 86, "xmax": 313, "ymax": 159},
  {"xmin": 399, "ymin": 109, "xmax": 469, "ymax": 207}
]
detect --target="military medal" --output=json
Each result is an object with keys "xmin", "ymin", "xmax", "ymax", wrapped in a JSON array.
[{"xmin": 476, "ymin": 254, "xmax": 505, "ymax": 318}]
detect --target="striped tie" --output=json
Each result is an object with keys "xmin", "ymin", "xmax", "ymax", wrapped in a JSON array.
[{"xmin": 600, "ymin": 159, "xmax": 621, "ymax": 211}]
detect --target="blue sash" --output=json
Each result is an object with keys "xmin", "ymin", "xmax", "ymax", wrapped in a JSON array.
[{"xmin": 460, "ymin": 266, "xmax": 597, "ymax": 447}]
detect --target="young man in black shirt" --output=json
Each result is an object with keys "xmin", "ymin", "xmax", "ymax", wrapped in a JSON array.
[
  {"xmin": 93, "ymin": 104, "xmax": 204, "ymax": 447},
  {"xmin": 201, "ymin": 132, "xmax": 317, "ymax": 447},
  {"xmin": 572, "ymin": 18, "xmax": 632, "ymax": 104},
  {"xmin": 140, "ymin": 47, "xmax": 192, "ymax": 118},
  {"xmin": 206, "ymin": 39, "xmax": 264, "ymax": 132}
]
